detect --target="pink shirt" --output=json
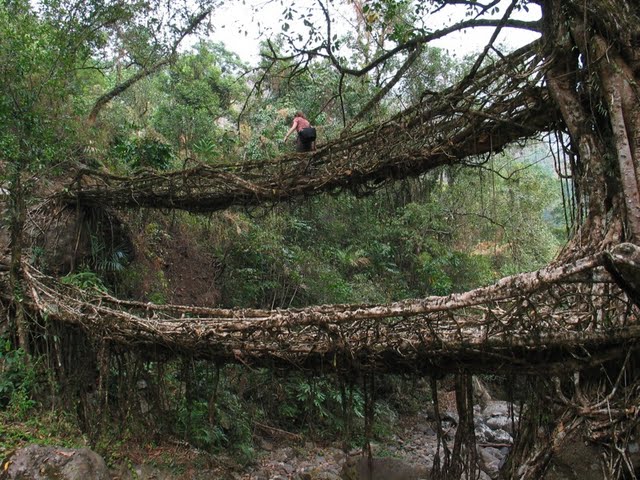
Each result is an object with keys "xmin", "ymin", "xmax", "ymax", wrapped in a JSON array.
[{"xmin": 293, "ymin": 117, "xmax": 311, "ymax": 132}]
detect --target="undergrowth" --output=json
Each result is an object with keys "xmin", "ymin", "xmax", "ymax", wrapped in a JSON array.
[{"xmin": 0, "ymin": 331, "xmax": 430, "ymax": 471}]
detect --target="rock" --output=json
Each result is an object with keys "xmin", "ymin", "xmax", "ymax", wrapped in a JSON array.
[
  {"xmin": 485, "ymin": 415, "xmax": 514, "ymax": 433},
  {"xmin": 307, "ymin": 471, "xmax": 341, "ymax": 480},
  {"xmin": 478, "ymin": 471, "xmax": 492, "ymax": 480},
  {"xmin": 111, "ymin": 462, "xmax": 183, "ymax": 479},
  {"xmin": 423, "ymin": 426, "xmax": 436, "ymax": 437},
  {"xmin": 486, "ymin": 428, "xmax": 512, "ymax": 444},
  {"xmin": 475, "ymin": 423, "xmax": 493, "ymax": 443},
  {"xmin": 478, "ymin": 448, "xmax": 500, "ymax": 471},
  {"xmin": 273, "ymin": 447, "xmax": 295, "ymax": 462},
  {"xmin": 330, "ymin": 449, "xmax": 346, "ymax": 462},
  {"xmin": 477, "ymin": 446, "xmax": 506, "ymax": 476},
  {"xmin": 340, "ymin": 456, "xmax": 429, "ymax": 480},
  {"xmin": 442, "ymin": 410, "xmax": 459, "ymax": 426},
  {"xmin": 283, "ymin": 447, "xmax": 296, "ymax": 461},
  {"xmin": 424, "ymin": 405, "xmax": 436, "ymax": 420},
  {"xmin": 258, "ymin": 437, "xmax": 274, "ymax": 451},
  {"xmin": 482, "ymin": 401, "xmax": 513, "ymax": 420},
  {"xmin": 473, "ymin": 377, "xmax": 493, "ymax": 408},
  {"xmin": 483, "ymin": 446, "xmax": 504, "ymax": 461},
  {"xmin": 413, "ymin": 422, "xmax": 431, "ymax": 435},
  {"xmin": 1, "ymin": 445, "xmax": 109, "ymax": 480},
  {"xmin": 542, "ymin": 426, "xmax": 603, "ymax": 480}
]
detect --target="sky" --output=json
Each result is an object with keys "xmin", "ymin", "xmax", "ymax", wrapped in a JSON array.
[{"xmin": 208, "ymin": 0, "xmax": 541, "ymax": 65}]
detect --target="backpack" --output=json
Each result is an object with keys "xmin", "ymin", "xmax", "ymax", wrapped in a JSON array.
[{"xmin": 298, "ymin": 127, "xmax": 316, "ymax": 142}]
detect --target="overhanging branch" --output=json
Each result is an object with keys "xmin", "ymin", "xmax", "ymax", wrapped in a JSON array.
[{"xmin": 87, "ymin": 6, "xmax": 213, "ymax": 125}]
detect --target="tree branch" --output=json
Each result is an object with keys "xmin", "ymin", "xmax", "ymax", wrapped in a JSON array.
[
  {"xmin": 87, "ymin": 6, "xmax": 213, "ymax": 125},
  {"xmin": 457, "ymin": 0, "xmax": 519, "ymax": 91},
  {"xmin": 342, "ymin": 44, "xmax": 423, "ymax": 135},
  {"xmin": 87, "ymin": 58, "xmax": 171, "ymax": 125},
  {"xmin": 315, "ymin": 17, "xmax": 540, "ymax": 78}
]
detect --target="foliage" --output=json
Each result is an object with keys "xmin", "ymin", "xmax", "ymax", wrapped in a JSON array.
[
  {"xmin": 0, "ymin": 410, "xmax": 83, "ymax": 460},
  {"xmin": 281, "ymin": 375, "xmax": 365, "ymax": 434},
  {"xmin": 0, "ymin": 0, "xmax": 81, "ymax": 175},
  {"xmin": 110, "ymin": 133, "xmax": 175, "ymax": 171},
  {"xmin": 152, "ymin": 41, "xmax": 247, "ymax": 161},
  {"xmin": 0, "ymin": 339, "xmax": 35, "ymax": 412},
  {"xmin": 61, "ymin": 270, "xmax": 109, "ymax": 293},
  {"xmin": 175, "ymin": 391, "xmax": 254, "ymax": 463},
  {"xmin": 167, "ymin": 363, "xmax": 255, "ymax": 463},
  {"xmin": 0, "ymin": 0, "xmax": 569, "ymax": 470},
  {"xmin": 211, "ymin": 148, "xmax": 560, "ymax": 310}
]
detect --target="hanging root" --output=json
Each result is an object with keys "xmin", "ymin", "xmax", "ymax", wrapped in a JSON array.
[{"xmin": 504, "ymin": 353, "xmax": 640, "ymax": 479}]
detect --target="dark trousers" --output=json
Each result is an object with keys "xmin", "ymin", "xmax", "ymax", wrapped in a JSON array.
[{"xmin": 296, "ymin": 135, "xmax": 313, "ymax": 152}]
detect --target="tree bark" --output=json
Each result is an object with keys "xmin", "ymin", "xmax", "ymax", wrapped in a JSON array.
[
  {"xmin": 509, "ymin": 2, "xmax": 640, "ymax": 476},
  {"xmin": 590, "ymin": 34, "xmax": 640, "ymax": 241},
  {"xmin": 8, "ymin": 163, "xmax": 29, "ymax": 355},
  {"xmin": 87, "ymin": 58, "xmax": 171, "ymax": 125},
  {"xmin": 542, "ymin": 1, "xmax": 610, "ymax": 252}
]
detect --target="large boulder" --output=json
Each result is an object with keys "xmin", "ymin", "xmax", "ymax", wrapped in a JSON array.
[
  {"xmin": 542, "ymin": 425, "xmax": 638, "ymax": 480},
  {"xmin": 543, "ymin": 439, "xmax": 602, "ymax": 480},
  {"xmin": 482, "ymin": 401, "xmax": 516, "ymax": 420},
  {"xmin": 340, "ymin": 456, "xmax": 429, "ymax": 480},
  {"xmin": 1, "ymin": 445, "xmax": 109, "ymax": 480}
]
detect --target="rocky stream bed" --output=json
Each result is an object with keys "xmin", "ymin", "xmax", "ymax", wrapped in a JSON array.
[{"xmin": 2, "ymin": 400, "xmax": 519, "ymax": 479}]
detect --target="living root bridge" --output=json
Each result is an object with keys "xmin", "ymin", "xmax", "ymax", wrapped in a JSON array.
[
  {"xmin": 58, "ymin": 44, "xmax": 557, "ymax": 213},
  {"xmin": 6, "ymin": 243, "xmax": 640, "ymax": 375}
]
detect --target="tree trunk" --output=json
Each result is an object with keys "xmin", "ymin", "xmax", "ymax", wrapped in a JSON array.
[
  {"xmin": 590, "ymin": 34, "xmax": 640, "ymax": 241},
  {"xmin": 505, "ymin": 1, "xmax": 640, "ymax": 476},
  {"xmin": 8, "ymin": 160, "xmax": 29, "ymax": 355}
]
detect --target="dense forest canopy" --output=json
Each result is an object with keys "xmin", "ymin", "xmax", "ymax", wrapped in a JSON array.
[{"xmin": 2, "ymin": 0, "xmax": 640, "ymax": 478}]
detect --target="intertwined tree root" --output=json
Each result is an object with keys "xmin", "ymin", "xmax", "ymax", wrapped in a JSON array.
[
  {"xmin": 58, "ymin": 44, "xmax": 555, "ymax": 214},
  {"xmin": 2, "ymin": 245, "xmax": 636, "ymax": 375}
]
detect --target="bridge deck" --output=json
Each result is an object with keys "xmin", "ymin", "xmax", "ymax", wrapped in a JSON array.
[
  {"xmin": 58, "ymin": 45, "xmax": 555, "ymax": 214},
  {"xmin": 9, "ymin": 248, "xmax": 638, "ymax": 375}
]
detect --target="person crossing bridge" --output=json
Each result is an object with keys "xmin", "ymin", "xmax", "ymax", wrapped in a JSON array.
[{"xmin": 284, "ymin": 111, "xmax": 316, "ymax": 152}]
